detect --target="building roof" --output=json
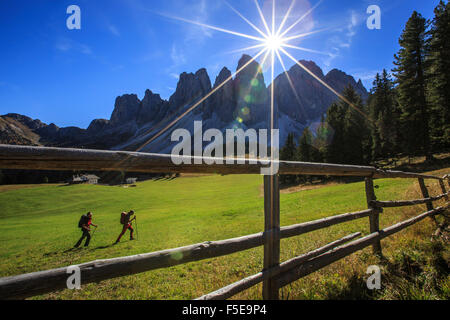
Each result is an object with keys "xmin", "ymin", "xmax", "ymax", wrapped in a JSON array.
[
  {"xmin": 82, "ymin": 174, "xmax": 100, "ymax": 180},
  {"xmin": 71, "ymin": 174, "xmax": 100, "ymax": 181}
]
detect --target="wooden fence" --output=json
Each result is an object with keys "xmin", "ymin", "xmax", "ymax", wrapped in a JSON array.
[{"xmin": 0, "ymin": 144, "xmax": 448, "ymax": 300}]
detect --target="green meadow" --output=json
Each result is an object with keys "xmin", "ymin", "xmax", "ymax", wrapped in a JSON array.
[{"xmin": 0, "ymin": 171, "xmax": 448, "ymax": 300}]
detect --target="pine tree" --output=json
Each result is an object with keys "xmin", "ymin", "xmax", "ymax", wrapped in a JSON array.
[
  {"xmin": 314, "ymin": 113, "xmax": 331, "ymax": 158},
  {"xmin": 297, "ymin": 127, "xmax": 323, "ymax": 163},
  {"xmin": 427, "ymin": 0, "xmax": 450, "ymax": 151},
  {"xmin": 280, "ymin": 133, "xmax": 296, "ymax": 161},
  {"xmin": 280, "ymin": 133, "xmax": 297, "ymax": 184},
  {"xmin": 369, "ymin": 73, "xmax": 383, "ymax": 160},
  {"xmin": 325, "ymin": 101, "xmax": 346, "ymax": 164},
  {"xmin": 393, "ymin": 11, "xmax": 432, "ymax": 160},
  {"xmin": 325, "ymin": 85, "xmax": 371, "ymax": 165},
  {"xmin": 297, "ymin": 128, "xmax": 313, "ymax": 162},
  {"xmin": 368, "ymin": 70, "xmax": 400, "ymax": 160},
  {"xmin": 343, "ymin": 87, "xmax": 371, "ymax": 165},
  {"xmin": 296, "ymin": 128, "xmax": 323, "ymax": 183}
]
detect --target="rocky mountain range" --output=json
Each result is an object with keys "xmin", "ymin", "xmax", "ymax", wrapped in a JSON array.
[{"xmin": 0, "ymin": 54, "xmax": 368, "ymax": 153}]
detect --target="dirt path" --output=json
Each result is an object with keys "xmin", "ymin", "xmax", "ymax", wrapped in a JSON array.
[{"xmin": 259, "ymin": 181, "xmax": 342, "ymax": 197}]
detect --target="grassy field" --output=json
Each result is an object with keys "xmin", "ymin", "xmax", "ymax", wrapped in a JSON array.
[{"xmin": 0, "ymin": 169, "xmax": 448, "ymax": 300}]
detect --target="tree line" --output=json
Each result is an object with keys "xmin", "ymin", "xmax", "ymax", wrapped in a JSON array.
[{"xmin": 280, "ymin": 1, "xmax": 450, "ymax": 185}]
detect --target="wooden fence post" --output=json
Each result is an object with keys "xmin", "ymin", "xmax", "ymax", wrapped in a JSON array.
[
  {"xmin": 418, "ymin": 178, "xmax": 438, "ymax": 226},
  {"xmin": 365, "ymin": 177, "xmax": 382, "ymax": 255},
  {"xmin": 418, "ymin": 178, "xmax": 434, "ymax": 211},
  {"xmin": 439, "ymin": 179, "xmax": 448, "ymax": 201},
  {"xmin": 263, "ymin": 174, "xmax": 280, "ymax": 300}
]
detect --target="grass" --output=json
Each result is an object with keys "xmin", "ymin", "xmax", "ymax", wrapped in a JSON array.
[{"xmin": 0, "ymin": 169, "xmax": 448, "ymax": 300}]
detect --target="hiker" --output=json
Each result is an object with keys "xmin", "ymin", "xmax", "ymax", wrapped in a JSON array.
[
  {"xmin": 74, "ymin": 212, "xmax": 98, "ymax": 248},
  {"xmin": 115, "ymin": 210, "xmax": 136, "ymax": 244}
]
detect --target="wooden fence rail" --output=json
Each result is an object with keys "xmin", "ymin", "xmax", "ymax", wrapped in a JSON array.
[
  {"xmin": 372, "ymin": 193, "xmax": 449, "ymax": 208},
  {"xmin": 0, "ymin": 145, "xmax": 444, "ymax": 179},
  {"xmin": 0, "ymin": 144, "xmax": 448, "ymax": 300}
]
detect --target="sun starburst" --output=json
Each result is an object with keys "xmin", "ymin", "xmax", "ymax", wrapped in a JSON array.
[{"xmin": 265, "ymin": 34, "xmax": 285, "ymax": 51}]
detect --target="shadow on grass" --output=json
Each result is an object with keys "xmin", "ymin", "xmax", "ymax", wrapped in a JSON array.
[
  {"xmin": 322, "ymin": 273, "xmax": 377, "ymax": 300},
  {"xmin": 44, "ymin": 244, "xmax": 120, "ymax": 256},
  {"xmin": 378, "ymin": 153, "xmax": 450, "ymax": 174},
  {"xmin": 93, "ymin": 244, "xmax": 116, "ymax": 250},
  {"xmin": 43, "ymin": 247, "xmax": 85, "ymax": 256}
]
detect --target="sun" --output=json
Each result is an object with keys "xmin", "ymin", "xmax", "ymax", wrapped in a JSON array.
[{"xmin": 265, "ymin": 34, "xmax": 284, "ymax": 51}]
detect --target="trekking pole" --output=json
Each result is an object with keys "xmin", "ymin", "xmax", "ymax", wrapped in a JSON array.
[
  {"xmin": 91, "ymin": 226, "xmax": 98, "ymax": 240},
  {"xmin": 135, "ymin": 217, "xmax": 139, "ymax": 240}
]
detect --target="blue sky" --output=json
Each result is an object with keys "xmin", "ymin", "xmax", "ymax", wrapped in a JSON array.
[{"xmin": 0, "ymin": 0, "xmax": 441, "ymax": 128}]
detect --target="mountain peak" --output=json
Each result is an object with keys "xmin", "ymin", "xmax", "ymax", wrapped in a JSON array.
[
  {"xmin": 195, "ymin": 68, "xmax": 208, "ymax": 76},
  {"xmin": 110, "ymin": 94, "xmax": 141, "ymax": 125},
  {"xmin": 214, "ymin": 67, "xmax": 232, "ymax": 87},
  {"xmin": 325, "ymin": 69, "xmax": 368, "ymax": 101},
  {"xmin": 87, "ymin": 119, "xmax": 110, "ymax": 134},
  {"xmin": 237, "ymin": 54, "xmax": 263, "ymax": 73},
  {"xmin": 286, "ymin": 60, "xmax": 325, "ymax": 80},
  {"xmin": 326, "ymin": 68, "xmax": 347, "ymax": 78},
  {"xmin": 235, "ymin": 54, "xmax": 264, "ymax": 82},
  {"xmin": 237, "ymin": 54, "xmax": 253, "ymax": 67},
  {"xmin": 298, "ymin": 60, "xmax": 321, "ymax": 71},
  {"xmin": 168, "ymin": 68, "xmax": 212, "ymax": 119},
  {"xmin": 234, "ymin": 55, "xmax": 268, "ymax": 125}
]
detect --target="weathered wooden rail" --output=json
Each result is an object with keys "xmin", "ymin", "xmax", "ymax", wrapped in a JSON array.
[
  {"xmin": 0, "ymin": 144, "xmax": 441, "ymax": 179},
  {"xmin": 0, "ymin": 144, "xmax": 448, "ymax": 300}
]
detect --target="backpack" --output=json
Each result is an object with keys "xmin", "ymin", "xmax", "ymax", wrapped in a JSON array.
[
  {"xmin": 78, "ymin": 215, "xmax": 89, "ymax": 228},
  {"xmin": 120, "ymin": 212, "xmax": 128, "ymax": 225}
]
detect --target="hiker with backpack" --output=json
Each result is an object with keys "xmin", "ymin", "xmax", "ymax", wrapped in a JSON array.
[
  {"xmin": 74, "ymin": 212, "xmax": 98, "ymax": 248},
  {"xmin": 114, "ymin": 210, "xmax": 136, "ymax": 244}
]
